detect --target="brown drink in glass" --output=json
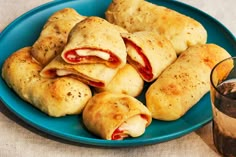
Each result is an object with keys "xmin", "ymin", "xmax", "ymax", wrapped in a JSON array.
[{"xmin": 210, "ymin": 57, "xmax": 236, "ymax": 156}]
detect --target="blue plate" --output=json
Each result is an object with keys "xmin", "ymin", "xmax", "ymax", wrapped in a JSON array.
[{"xmin": 0, "ymin": 0, "xmax": 235, "ymax": 147}]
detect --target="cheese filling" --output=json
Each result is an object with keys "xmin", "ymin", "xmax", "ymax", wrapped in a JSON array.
[
  {"xmin": 126, "ymin": 44, "xmax": 145, "ymax": 67},
  {"xmin": 55, "ymin": 69, "xmax": 104, "ymax": 87},
  {"xmin": 75, "ymin": 49, "xmax": 110, "ymax": 60},
  {"xmin": 56, "ymin": 69, "xmax": 74, "ymax": 76},
  {"xmin": 118, "ymin": 115, "xmax": 147, "ymax": 137}
]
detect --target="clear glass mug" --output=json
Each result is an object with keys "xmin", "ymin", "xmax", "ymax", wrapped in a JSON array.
[{"xmin": 210, "ymin": 57, "xmax": 236, "ymax": 156}]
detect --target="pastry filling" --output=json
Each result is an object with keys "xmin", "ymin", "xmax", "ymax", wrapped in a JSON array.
[
  {"xmin": 63, "ymin": 48, "xmax": 120, "ymax": 67},
  {"xmin": 123, "ymin": 38, "xmax": 153, "ymax": 81},
  {"xmin": 111, "ymin": 114, "xmax": 148, "ymax": 140},
  {"xmin": 76, "ymin": 49, "xmax": 110, "ymax": 60},
  {"xmin": 42, "ymin": 69, "xmax": 104, "ymax": 87},
  {"xmin": 126, "ymin": 43, "xmax": 145, "ymax": 66}
]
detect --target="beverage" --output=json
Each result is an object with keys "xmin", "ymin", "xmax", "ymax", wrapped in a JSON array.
[
  {"xmin": 212, "ymin": 79, "xmax": 236, "ymax": 156},
  {"xmin": 213, "ymin": 121, "xmax": 236, "ymax": 156}
]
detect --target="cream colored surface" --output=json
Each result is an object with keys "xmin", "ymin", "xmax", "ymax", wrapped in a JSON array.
[{"xmin": 0, "ymin": 0, "xmax": 235, "ymax": 156}]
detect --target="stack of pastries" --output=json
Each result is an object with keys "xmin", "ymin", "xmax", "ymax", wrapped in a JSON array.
[{"xmin": 1, "ymin": 0, "xmax": 232, "ymax": 140}]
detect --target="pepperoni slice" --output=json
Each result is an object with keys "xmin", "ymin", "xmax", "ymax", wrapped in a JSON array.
[
  {"xmin": 123, "ymin": 38, "xmax": 153, "ymax": 81},
  {"xmin": 63, "ymin": 48, "xmax": 121, "ymax": 68}
]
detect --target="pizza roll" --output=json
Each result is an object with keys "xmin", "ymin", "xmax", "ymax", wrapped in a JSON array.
[
  {"xmin": 95, "ymin": 64, "xmax": 144, "ymax": 97},
  {"xmin": 2, "ymin": 47, "xmax": 92, "ymax": 117},
  {"xmin": 105, "ymin": 0, "xmax": 207, "ymax": 54},
  {"xmin": 82, "ymin": 92, "xmax": 152, "ymax": 140},
  {"xmin": 146, "ymin": 44, "xmax": 231, "ymax": 121},
  {"xmin": 61, "ymin": 16, "xmax": 127, "ymax": 68},
  {"xmin": 31, "ymin": 8, "xmax": 86, "ymax": 66},
  {"xmin": 40, "ymin": 55, "xmax": 118, "ymax": 88},
  {"xmin": 122, "ymin": 31, "xmax": 176, "ymax": 82}
]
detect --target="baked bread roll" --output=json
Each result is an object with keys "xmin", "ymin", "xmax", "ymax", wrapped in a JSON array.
[
  {"xmin": 82, "ymin": 92, "xmax": 152, "ymax": 140},
  {"xmin": 40, "ymin": 54, "xmax": 119, "ymax": 88},
  {"xmin": 146, "ymin": 44, "xmax": 231, "ymax": 121},
  {"xmin": 31, "ymin": 8, "xmax": 86, "ymax": 66},
  {"xmin": 2, "ymin": 47, "xmax": 92, "ymax": 117},
  {"xmin": 122, "ymin": 31, "xmax": 176, "ymax": 82},
  {"xmin": 61, "ymin": 16, "xmax": 127, "ymax": 69},
  {"xmin": 105, "ymin": 0, "xmax": 207, "ymax": 54},
  {"xmin": 95, "ymin": 64, "xmax": 144, "ymax": 97}
]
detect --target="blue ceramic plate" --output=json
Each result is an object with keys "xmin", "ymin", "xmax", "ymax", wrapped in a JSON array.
[{"xmin": 0, "ymin": 0, "xmax": 235, "ymax": 147}]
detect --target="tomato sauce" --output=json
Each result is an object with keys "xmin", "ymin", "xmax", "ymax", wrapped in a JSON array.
[
  {"xmin": 63, "ymin": 48, "xmax": 120, "ymax": 66},
  {"xmin": 123, "ymin": 38, "xmax": 153, "ymax": 81}
]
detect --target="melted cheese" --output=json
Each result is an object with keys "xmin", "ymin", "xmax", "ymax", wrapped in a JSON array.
[
  {"xmin": 56, "ymin": 69, "xmax": 73, "ymax": 76},
  {"xmin": 119, "ymin": 115, "xmax": 147, "ymax": 137},
  {"xmin": 126, "ymin": 44, "xmax": 145, "ymax": 66},
  {"xmin": 76, "ymin": 49, "xmax": 110, "ymax": 60}
]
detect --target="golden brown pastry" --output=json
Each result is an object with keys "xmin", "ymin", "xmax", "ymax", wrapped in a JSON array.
[
  {"xmin": 95, "ymin": 64, "xmax": 144, "ymax": 97},
  {"xmin": 2, "ymin": 47, "xmax": 92, "ymax": 117},
  {"xmin": 61, "ymin": 16, "xmax": 127, "ymax": 69},
  {"xmin": 146, "ymin": 44, "xmax": 231, "ymax": 121},
  {"xmin": 121, "ymin": 31, "xmax": 177, "ymax": 82},
  {"xmin": 31, "ymin": 8, "xmax": 86, "ymax": 66},
  {"xmin": 82, "ymin": 92, "xmax": 152, "ymax": 140},
  {"xmin": 105, "ymin": 0, "xmax": 207, "ymax": 54},
  {"xmin": 40, "ymin": 54, "xmax": 119, "ymax": 88}
]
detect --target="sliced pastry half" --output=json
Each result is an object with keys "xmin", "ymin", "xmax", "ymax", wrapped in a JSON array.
[
  {"xmin": 82, "ymin": 92, "xmax": 152, "ymax": 140},
  {"xmin": 61, "ymin": 16, "xmax": 127, "ymax": 69},
  {"xmin": 40, "ymin": 55, "xmax": 119, "ymax": 88},
  {"xmin": 122, "ymin": 31, "xmax": 176, "ymax": 82}
]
